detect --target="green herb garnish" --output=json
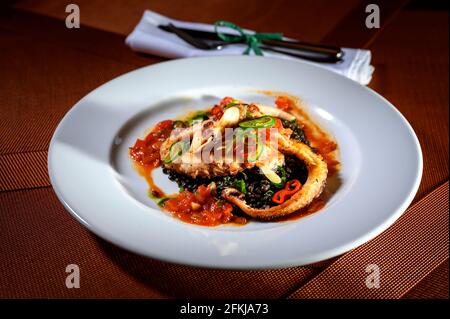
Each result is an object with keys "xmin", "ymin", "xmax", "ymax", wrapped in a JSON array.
[
  {"xmin": 234, "ymin": 179, "xmax": 247, "ymax": 194},
  {"xmin": 173, "ymin": 120, "xmax": 187, "ymax": 128},
  {"xmin": 274, "ymin": 166, "xmax": 287, "ymax": 188},
  {"xmin": 239, "ymin": 116, "xmax": 276, "ymax": 129},
  {"xmin": 223, "ymin": 100, "xmax": 241, "ymax": 109},
  {"xmin": 157, "ymin": 197, "xmax": 169, "ymax": 206},
  {"xmin": 186, "ymin": 111, "xmax": 209, "ymax": 125},
  {"xmin": 163, "ymin": 140, "xmax": 190, "ymax": 164}
]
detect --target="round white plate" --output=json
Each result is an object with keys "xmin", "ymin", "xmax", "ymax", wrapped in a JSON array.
[{"xmin": 48, "ymin": 56, "xmax": 422, "ymax": 269}]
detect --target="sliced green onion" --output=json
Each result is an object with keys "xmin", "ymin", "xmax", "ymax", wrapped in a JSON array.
[
  {"xmin": 163, "ymin": 140, "xmax": 190, "ymax": 164},
  {"xmin": 259, "ymin": 166, "xmax": 282, "ymax": 186},
  {"xmin": 239, "ymin": 116, "xmax": 276, "ymax": 129},
  {"xmin": 173, "ymin": 120, "xmax": 186, "ymax": 128},
  {"xmin": 273, "ymin": 166, "xmax": 287, "ymax": 188},
  {"xmin": 233, "ymin": 128, "xmax": 264, "ymax": 163},
  {"xmin": 208, "ymin": 182, "xmax": 217, "ymax": 193},
  {"xmin": 224, "ymin": 100, "xmax": 241, "ymax": 109},
  {"xmin": 234, "ymin": 179, "xmax": 247, "ymax": 194},
  {"xmin": 246, "ymin": 138, "xmax": 264, "ymax": 163},
  {"xmin": 186, "ymin": 111, "xmax": 209, "ymax": 125},
  {"xmin": 235, "ymin": 127, "xmax": 256, "ymax": 138},
  {"xmin": 157, "ymin": 197, "xmax": 169, "ymax": 206}
]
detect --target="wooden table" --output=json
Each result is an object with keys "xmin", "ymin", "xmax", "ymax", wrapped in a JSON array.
[{"xmin": 0, "ymin": 0, "xmax": 448, "ymax": 298}]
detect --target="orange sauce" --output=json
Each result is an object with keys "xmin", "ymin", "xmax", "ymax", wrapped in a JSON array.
[
  {"xmin": 134, "ymin": 164, "xmax": 166, "ymax": 198},
  {"xmin": 293, "ymin": 109, "xmax": 340, "ymax": 177},
  {"xmin": 276, "ymin": 198, "xmax": 326, "ymax": 222}
]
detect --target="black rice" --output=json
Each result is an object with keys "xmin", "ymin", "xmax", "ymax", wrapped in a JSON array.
[
  {"xmin": 162, "ymin": 154, "xmax": 308, "ymax": 209},
  {"xmin": 281, "ymin": 119, "xmax": 310, "ymax": 146}
]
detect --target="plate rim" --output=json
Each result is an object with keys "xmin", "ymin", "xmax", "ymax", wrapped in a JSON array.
[{"xmin": 48, "ymin": 56, "xmax": 423, "ymax": 269}]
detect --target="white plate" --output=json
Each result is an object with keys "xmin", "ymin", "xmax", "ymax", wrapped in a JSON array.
[{"xmin": 48, "ymin": 56, "xmax": 422, "ymax": 269}]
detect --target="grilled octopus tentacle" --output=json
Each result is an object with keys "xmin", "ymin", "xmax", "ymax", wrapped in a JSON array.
[{"xmin": 222, "ymin": 134, "xmax": 328, "ymax": 220}]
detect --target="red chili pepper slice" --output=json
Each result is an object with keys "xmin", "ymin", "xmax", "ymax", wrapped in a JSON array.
[
  {"xmin": 284, "ymin": 179, "xmax": 302, "ymax": 195},
  {"xmin": 272, "ymin": 179, "xmax": 302, "ymax": 204},
  {"xmin": 272, "ymin": 189, "xmax": 288, "ymax": 204}
]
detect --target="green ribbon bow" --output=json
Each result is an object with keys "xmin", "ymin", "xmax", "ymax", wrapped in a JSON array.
[{"xmin": 214, "ymin": 20, "xmax": 283, "ymax": 56}]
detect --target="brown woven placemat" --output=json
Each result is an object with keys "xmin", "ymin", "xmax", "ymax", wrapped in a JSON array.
[
  {"xmin": 288, "ymin": 182, "xmax": 449, "ymax": 299},
  {"xmin": 1, "ymin": 183, "xmax": 447, "ymax": 298},
  {"xmin": 0, "ymin": 151, "xmax": 49, "ymax": 191},
  {"xmin": 0, "ymin": 188, "xmax": 321, "ymax": 298},
  {"xmin": 0, "ymin": 8, "xmax": 448, "ymax": 299}
]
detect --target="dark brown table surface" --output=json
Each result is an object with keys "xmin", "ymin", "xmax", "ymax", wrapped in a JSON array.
[{"xmin": 0, "ymin": 0, "xmax": 448, "ymax": 298}]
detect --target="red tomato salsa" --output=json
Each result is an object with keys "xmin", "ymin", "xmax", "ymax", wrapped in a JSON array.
[
  {"xmin": 162, "ymin": 185, "xmax": 247, "ymax": 226},
  {"xmin": 275, "ymin": 96, "xmax": 292, "ymax": 111},
  {"xmin": 129, "ymin": 120, "xmax": 173, "ymax": 168}
]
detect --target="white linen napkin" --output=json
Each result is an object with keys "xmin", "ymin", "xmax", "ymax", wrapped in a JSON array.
[{"xmin": 126, "ymin": 10, "xmax": 374, "ymax": 85}]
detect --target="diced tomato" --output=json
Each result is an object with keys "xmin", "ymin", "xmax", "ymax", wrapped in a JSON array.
[
  {"xmin": 162, "ymin": 185, "xmax": 244, "ymax": 226},
  {"xmin": 248, "ymin": 104, "xmax": 260, "ymax": 113},
  {"xmin": 195, "ymin": 185, "xmax": 211, "ymax": 203},
  {"xmin": 243, "ymin": 162, "xmax": 255, "ymax": 169},
  {"xmin": 219, "ymin": 96, "xmax": 234, "ymax": 107},
  {"xmin": 154, "ymin": 120, "xmax": 174, "ymax": 131},
  {"xmin": 210, "ymin": 105, "xmax": 224, "ymax": 120},
  {"xmin": 129, "ymin": 120, "xmax": 173, "ymax": 168},
  {"xmin": 210, "ymin": 105, "xmax": 222, "ymax": 115},
  {"xmin": 134, "ymin": 138, "xmax": 146, "ymax": 148},
  {"xmin": 275, "ymin": 96, "xmax": 291, "ymax": 111}
]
